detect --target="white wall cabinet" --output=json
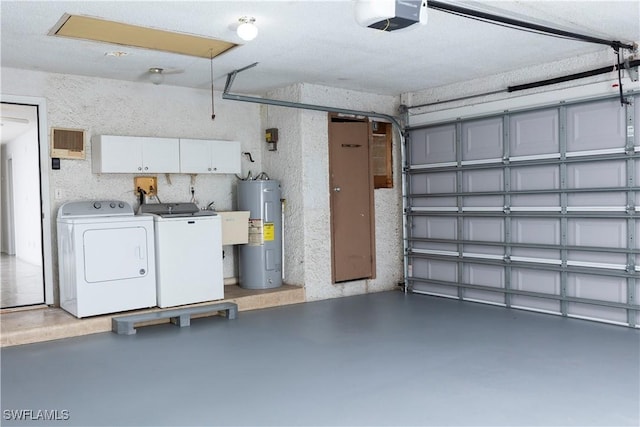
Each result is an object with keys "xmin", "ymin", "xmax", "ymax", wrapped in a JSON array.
[
  {"xmin": 92, "ymin": 135, "xmax": 180, "ymax": 173},
  {"xmin": 179, "ymin": 139, "xmax": 241, "ymax": 174}
]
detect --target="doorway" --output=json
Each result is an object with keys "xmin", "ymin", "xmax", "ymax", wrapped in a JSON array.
[
  {"xmin": 1, "ymin": 98, "xmax": 52, "ymax": 308},
  {"xmin": 328, "ymin": 114, "xmax": 376, "ymax": 283}
]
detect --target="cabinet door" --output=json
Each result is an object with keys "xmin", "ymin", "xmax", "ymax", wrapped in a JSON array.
[
  {"xmin": 179, "ymin": 139, "xmax": 212, "ymax": 173},
  {"xmin": 141, "ymin": 137, "xmax": 180, "ymax": 173},
  {"xmin": 210, "ymin": 140, "xmax": 241, "ymax": 174},
  {"xmin": 92, "ymin": 135, "xmax": 143, "ymax": 173}
]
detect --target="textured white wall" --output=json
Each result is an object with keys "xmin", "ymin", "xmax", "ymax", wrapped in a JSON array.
[
  {"xmin": 261, "ymin": 85, "xmax": 305, "ymax": 286},
  {"xmin": 2, "ymin": 67, "xmax": 262, "ymax": 303},
  {"xmin": 263, "ymin": 83, "xmax": 404, "ymax": 301}
]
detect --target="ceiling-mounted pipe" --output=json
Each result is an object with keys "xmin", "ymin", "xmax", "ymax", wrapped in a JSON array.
[
  {"xmin": 427, "ymin": 0, "xmax": 636, "ymax": 52},
  {"xmin": 222, "ymin": 64, "xmax": 402, "ymax": 129}
]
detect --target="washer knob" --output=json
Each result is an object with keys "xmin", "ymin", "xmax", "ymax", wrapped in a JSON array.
[
  {"xmin": 93, "ymin": 202, "xmax": 102, "ymax": 209},
  {"xmin": 110, "ymin": 202, "xmax": 116, "ymax": 208}
]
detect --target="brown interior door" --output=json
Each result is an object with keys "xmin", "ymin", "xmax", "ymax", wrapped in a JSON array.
[{"xmin": 329, "ymin": 116, "xmax": 375, "ymax": 283}]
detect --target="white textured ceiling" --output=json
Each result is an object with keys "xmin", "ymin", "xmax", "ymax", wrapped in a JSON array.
[{"xmin": 0, "ymin": 1, "xmax": 639, "ymax": 96}]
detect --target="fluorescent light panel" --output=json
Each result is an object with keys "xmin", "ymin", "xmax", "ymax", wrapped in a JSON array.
[{"xmin": 51, "ymin": 14, "xmax": 237, "ymax": 59}]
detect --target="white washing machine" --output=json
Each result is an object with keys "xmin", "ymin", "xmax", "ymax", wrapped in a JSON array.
[
  {"xmin": 57, "ymin": 200, "xmax": 157, "ymax": 318},
  {"xmin": 139, "ymin": 203, "xmax": 223, "ymax": 308}
]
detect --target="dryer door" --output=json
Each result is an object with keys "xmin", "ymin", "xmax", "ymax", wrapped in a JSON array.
[{"xmin": 83, "ymin": 226, "xmax": 149, "ymax": 283}]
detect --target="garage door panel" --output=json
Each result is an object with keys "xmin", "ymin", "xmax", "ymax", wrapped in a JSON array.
[
  {"xmin": 566, "ymin": 99, "xmax": 626, "ymax": 152},
  {"xmin": 409, "ymin": 174, "xmax": 428, "ymax": 193},
  {"xmin": 512, "ymin": 268, "xmax": 560, "ymax": 295},
  {"xmin": 462, "ymin": 118, "xmax": 503, "ymax": 161},
  {"xmin": 464, "ymin": 245, "xmax": 504, "ymax": 256},
  {"xmin": 413, "ymin": 241, "xmax": 458, "ymax": 253},
  {"xmin": 463, "ymin": 169, "xmax": 503, "ymax": 192},
  {"xmin": 421, "ymin": 172, "xmax": 457, "ymax": 194},
  {"xmin": 511, "ymin": 248, "xmax": 560, "ymax": 262},
  {"xmin": 512, "ymin": 165, "xmax": 559, "ymax": 190},
  {"xmin": 412, "ymin": 282, "xmax": 458, "ymax": 298},
  {"xmin": 463, "ymin": 196, "xmax": 503, "ymax": 208},
  {"xmin": 567, "ymin": 274, "xmax": 626, "ymax": 303},
  {"xmin": 567, "ymin": 251, "xmax": 626, "ymax": 267},
  {"xmin": 511, "ymin": 295, "xmax": 561, "ymax": 313},
  {"xmin": 567, "ymin": 219, "xmax": 626, "ymax": 248},
  {"xmin": 464, "ymin": 218, "xmax": 503, "ymax": 241},
  {"xmin": 567, "ymin": 160, "xmax": 625, "ymax": 189},
  {"xmin": 411, "ymin": 172, "xmax": 457, "ymax": 194},
  {"xmin": 463, "ymin": 264, "xmax": 505, "ymax": 303},
  {"xmin": 463, "ymin": 263, "xmax": 504, "ymax": 287},
  {"xmin": 568, "ymin": 192, "xmax": 626, "ymax": 208},
  {"xmin": 510, "ymin": 109, "xmax": 559, "ymax": 157},
  {"xmin": 411, "ymin": 216, "xmax": 428, "ymax": 237},
  {"xmin": 513, "ymin": 218, "xmax": 560, "ymax": 245},
  {"xmin": 410, "ymin": 125, "xmax": 456, "ymax": 165},
  {"xmin": 567, "ymin": 303, "xmax": 627, "ymax": 324},
  {"xmin": 415, "ymin": 216, "xmax": 457, "ymax": 239},
  {"xmin": 511, "ymin": 194, "xmax": 560, "ymax": 208},
  {"xmin": 465, "ymin": 289, "xmax": 505, "ymax": 304},
  {"xmin": 412, "ymin": 259, "xmax": 457, "ymax": 282},
  {"xmin": 412, "ymin": 197, "xmax": 457, "ymax": 208}
]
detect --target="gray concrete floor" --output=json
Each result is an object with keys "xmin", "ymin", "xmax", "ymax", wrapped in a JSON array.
[{"xmin": 1, "ymin": 291, "xmax": 639, "ymax": 426}]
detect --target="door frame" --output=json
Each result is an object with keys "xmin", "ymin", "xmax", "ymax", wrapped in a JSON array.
[
  {"xmin": 1, "ymin": 94, "xmax": 53, "ymax": 305},
  {"xmin": 328, "ymin": 113, "xmax": 376, "ymax": 283},
  {"xmin": 4, "ymin": 158, "xmax": 16, "ymax": 255}
]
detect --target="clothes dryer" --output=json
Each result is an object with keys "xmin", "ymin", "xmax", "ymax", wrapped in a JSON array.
[{"xmin": 57, "ymin": 200, "xmax": 156, "ymax": 317}]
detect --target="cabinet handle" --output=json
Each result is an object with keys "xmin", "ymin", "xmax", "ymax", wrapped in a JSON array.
[
  {"xmin": 138, "ymin": 167, "xmax": 142, "ymax": 171},
  {"xmin": 144, "ymin": 167, "xmax": 148, "ymax": 170},
  {"xmin": 213, "ymin": 167, "xmax": 217, "ymax": 171},
  {"xmin": 208, "ymin": 168, "xmax": 212, "ymax": 171}
]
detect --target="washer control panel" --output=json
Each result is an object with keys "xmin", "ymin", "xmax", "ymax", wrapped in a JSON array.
[{"xmin": 58, "ymin": 200, "xmax": 134, "ymax": 218}]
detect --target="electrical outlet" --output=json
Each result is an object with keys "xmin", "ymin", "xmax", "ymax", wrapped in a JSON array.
[{"xmin": 134, "ymin": 176, "xmax": 158, "ymax": 196}]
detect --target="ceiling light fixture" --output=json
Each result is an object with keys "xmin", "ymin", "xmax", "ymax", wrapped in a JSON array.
[
  {"xmin": 237, "ymin": 16, "xmax": 258, "ymax": 41},
  {"xmin": 148, "ymin": 67, "xmax": 164, "ymax": 85}
]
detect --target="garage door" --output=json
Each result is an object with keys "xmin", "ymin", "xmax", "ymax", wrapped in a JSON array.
[{"xmin": 405, "ymin": 94, "xmax": 640, "ymax": 327}]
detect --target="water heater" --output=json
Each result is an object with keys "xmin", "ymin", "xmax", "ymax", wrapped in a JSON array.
[{"xmin": 237, "ymin": 179, "xmax": 282, "ymax": 289}]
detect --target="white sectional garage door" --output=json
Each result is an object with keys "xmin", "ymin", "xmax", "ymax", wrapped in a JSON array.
[{"xmin": 406, "ymin": 94, "xmax": 640, "ymax": 327}]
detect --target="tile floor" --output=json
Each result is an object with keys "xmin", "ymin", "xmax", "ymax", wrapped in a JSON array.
[{"xmin": 0, "ymin": 253, "xmax": 45, "ymax": 308}]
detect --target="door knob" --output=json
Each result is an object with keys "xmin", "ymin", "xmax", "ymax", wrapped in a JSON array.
[{"xmin": 333, "ymin": 187, "xmax": 341, "ymax": 192}]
